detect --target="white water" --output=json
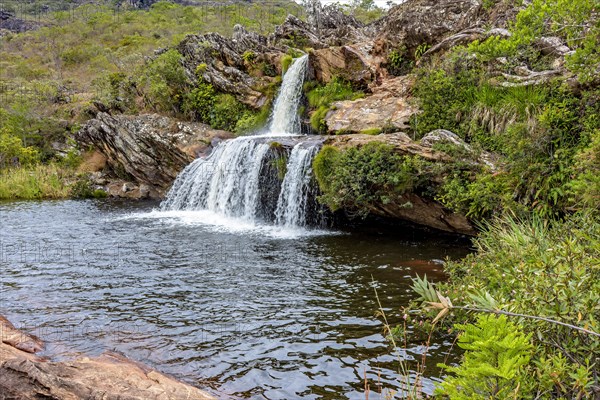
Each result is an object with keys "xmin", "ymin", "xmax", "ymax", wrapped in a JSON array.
[
  {"xmin": 267, "ymin": 55, "xmax": 308, "ymax": 135},
  {"xmin": 161, "ymin": 54, "xmax": 322, "ymax": 231},
  {"xmin": 275, "ymin": 144, "xmax": 319, "ymax": 227}
]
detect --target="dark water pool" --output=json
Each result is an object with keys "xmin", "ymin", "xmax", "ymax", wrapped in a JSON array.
[{"xmin": 0, "ymin": 200, "xmax": 470, "ymax": 399}]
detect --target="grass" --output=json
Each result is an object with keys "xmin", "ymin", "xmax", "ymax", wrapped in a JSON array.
[{"xmin": 0, "ymin": 164, "xmax": 77, "ymax": 199}]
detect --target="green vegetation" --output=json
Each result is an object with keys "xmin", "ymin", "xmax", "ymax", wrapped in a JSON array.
[
  {"xmin": 0, "ymin": 0, "xmax": 300, "ymax": 198},
  {"xmin": 313, "ymin": 142, "xmax": 439, "ymax": 216},
  {"xmin": 402, "ymin": 213, "xmax": 600, "ymax": 399},
  {"xmin": 407, "ymin": 0, "xmax": 600, "ymax": 222},
  {"xmin": 0, "ymin": 164, "xmax": 87, "ymax": 200},
  {"xmin": 305, "ymin": 78, "xmax": 363, "ymax": 133}
]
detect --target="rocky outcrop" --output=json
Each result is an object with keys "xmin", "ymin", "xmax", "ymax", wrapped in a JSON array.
[
  {"xmin": 374, "ymin": 0, "xmax": 482, "ymax": 53},
  {"xmin": 76, "ymin": 112, "xmax": 233, "ymax": 198},
  {"xmin": 178, "ymin": 25, "xmax": 285, "ymax": 108},
  {"xmin": 323, "ymin": 76, "xmax": 418, "ymax": 133},
  {"xmin": 323, "ymin": 131, "xmax": 495, "ymax": 235},
  {"xmin": 309, "ymin": 43, "xmax": 377, "ymax": 86},
  {"xmin": 0, "ymin": 10, "xmax": 41, "ymax": 33},
  {"xmin": 0, "ymin": 315, "xmax": 214, "ymax": 399}
]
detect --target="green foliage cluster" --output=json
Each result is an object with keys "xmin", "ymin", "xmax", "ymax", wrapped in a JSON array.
[
  {"xmin": 437, "ymin": 314, "xmax": 533, "ymax": 399},
  {"xmin": 305, "ymin": 78, "xmax": 363, "ymax": 133},
  {"xmin": 139, "ymin": 49, "xmax": 188, "ymax": 113},
  {"xmin": 0, "ymin": 128, "xmax": 40, "ymax": 169},
  {"xmin": 469, "ymin": 0, "xmax": 599, "ymax": 82},
  {"xmin": 386, "ymin": 46, "xmax": 414, "ymax": 76},
  {"xmin": 312, "ymin": 142, "xmax": 437, "ymax": 217},
  {"xmin": 412, "ymin": 45, "xmax": 600, "ymax": 220},
  {"xmin": 425, "ymin": 213, "xmax": 600, "ymax": 398}
]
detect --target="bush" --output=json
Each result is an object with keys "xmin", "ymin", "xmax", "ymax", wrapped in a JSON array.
[
  {"xmin": 437, "ymin": 314, "xmax": 533, "ymax": 399},
  {"xmin": 0, "ymin": 129, "xmax": 40, "ymax": 169},
  {"xmin": 411, "ymin": 213, "xmax": 600, "ymax": 399},
  {"xmin": 139, "ymin": 49, "xmax": 188, "ymax": 112},
  {"xmin": 182, "ymin": 82, "xmax": 216, "ymax": 123},
  {"xmin": 281, "ymin": 54, "xmax": 293, "ymax": 74},
  {"xmin": 312, "ymin": 142, "xmax": 435, "ymax": 217}
]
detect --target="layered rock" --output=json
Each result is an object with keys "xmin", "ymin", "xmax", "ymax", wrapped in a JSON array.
[
  {"xmin": 76, "ymin": 112, "xmax": 233, "ymax": 198},
  {"xmin": 374, "ymin": 0, "xmax": 482, "ymax": 53},
  {"xmin": 178, "ymin": 24, "xmax": 285, "ymax": 108},
  {"xmin": 0, "ymin": 315, "xmax": 214, "ymax": 399},
  {"xmin": 323, "ymin": 76, "xmax": 418, "ymax": 134}
]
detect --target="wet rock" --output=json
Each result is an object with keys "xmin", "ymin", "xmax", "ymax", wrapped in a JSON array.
[
  {"xmin": 0, "ymin": 315, "xmax": 214, "ymax": 400},
  {"xmin": 76, "ymin": 113, "xmax": 232, "ymax": 198},
  {"xmin": 0, "ymin": 316, "xmax": 44, "ymax": 354}
]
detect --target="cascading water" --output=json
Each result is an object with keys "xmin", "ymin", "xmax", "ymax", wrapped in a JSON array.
[
  {"xmin": 275, "ymin": 143, "xmax": 320, "ymax": 228},
  {"xmin": 161, "ymin": 54, "xmax": 324, "ymax": 229},
  {"xmin": 267, "ymin": 55, "xmax": 308, "ymax": 135}
]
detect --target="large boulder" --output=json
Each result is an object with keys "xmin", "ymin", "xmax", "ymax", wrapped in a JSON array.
[
  {"xmin": 76, "ymin": 112, "xmax": 233, "ymax": 198},
  {"xmin": 323, "ymin": 76, "xmax": 418, "ymax": 134},
  {"xmin": 374, "ymin": 0, "xmax": 482, "ymax": 53},
  {"xmin": 0, "ymin": 315, "xmax": 214, "ymax": 400},
  {"xmin": 309, "ymin": 43, "xmax": 377, "ymax": 86}
]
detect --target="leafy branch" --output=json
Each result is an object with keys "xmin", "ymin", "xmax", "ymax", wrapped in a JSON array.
[{"xmin": 411, "ymin": 275, "xmax": 600, "ymax": 338}]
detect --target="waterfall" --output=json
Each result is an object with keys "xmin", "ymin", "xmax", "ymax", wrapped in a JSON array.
[
  {"xmin": 275, "ymin": 144, "xmax": 319, "ymax": 227},
  {"xmin": 160, "ymin": 138, "xmax": 270, "ymax": 218},
  {"xmin": 161, "ymin": 54, "xmax": 323, "ymax": 230},
  {"xmin": 267, "ymin": 55, "xmax": 308, "ymax": 135}
]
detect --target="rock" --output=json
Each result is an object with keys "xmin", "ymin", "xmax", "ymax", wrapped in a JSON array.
[
  {"xmin": 271, "ymin": 15, "xmax": 324, "ymax": 49},
  {"xmin": 76, "ymin": 113, "xmax": 233, "ymax": 198},
  {"xmin": 0, "ymin": 316, "xmax": 44, "ymax": 354},
  {"xmin": 178, "ymin": 27, "xmax": 283, "ymax": 108},
  {"xmin": 535, "ymin": 36, "xmax": 571, "ymax": 57},
  {"xmin": 122, "ymin": 182, "xmax": 135, "ymax": 193},
  {"xmin": 309, "ymin": 44, "xmax": 376, "ymax": 85},
  {"xmin": 323, "ymin": 132, "xmax": 496, "ymax": 235},
  {"xmin": 323, "ymin": 76, "xmax": 418, "ymax": 134},
  {"xmin": 0, "ymin": 10, "xmax": 41, "ymax": 33},
  {"xmin": 374, "ymin": 0, "xmax": 482, "ymax": 53},
  {"xmin": 420, "ymin": 129, "xmax": 468, "ymax": 149},
  {"xmin": 0, "ymin": 316, "xmax": 214, "ymax": 400}
]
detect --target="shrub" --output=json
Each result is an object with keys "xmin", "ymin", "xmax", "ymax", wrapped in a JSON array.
[
  {"xmin": 408, "ymin": 213, "xmax": 600, "ymax": 399},
  {"xmin": 312, "ymin": 142, "xmax": 435, "ymax": 217},
  {"xmin": 182, "ymin": 82, "xmax": 216, "ymax": 123},
  {"xmin": 437, "ymin": 314, "xmax": 533, "ymax": 399},
  {"xmin": 0, "ymin": 129, "xmax": 40, "ymax": 169}
]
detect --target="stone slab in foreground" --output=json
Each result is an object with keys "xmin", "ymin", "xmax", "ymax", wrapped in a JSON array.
[{"xmin": 0, "ymin": 315, "xmax": 214, "ymax": 400}]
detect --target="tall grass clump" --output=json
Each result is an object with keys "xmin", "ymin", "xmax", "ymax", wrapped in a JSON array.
[{"xmin": 0, "ymin": 164, "xmax": 76, "ymax": 200}]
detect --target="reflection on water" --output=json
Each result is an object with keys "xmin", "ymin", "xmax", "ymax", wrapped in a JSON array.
[{"xmin": 0, "ymin": 200, "xmax": 470, "ymax": 399}]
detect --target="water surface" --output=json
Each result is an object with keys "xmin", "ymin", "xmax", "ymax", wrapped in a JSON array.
[{"xmin": 0, "ymin": 200, "xmax": 469, "ymax": 399}]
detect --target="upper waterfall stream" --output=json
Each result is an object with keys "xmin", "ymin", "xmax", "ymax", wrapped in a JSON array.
[{"xmin": 161, "ymin": 55, "xmax": 324, "ymax": 231}]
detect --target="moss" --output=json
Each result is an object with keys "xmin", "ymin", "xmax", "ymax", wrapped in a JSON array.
[
  {"xmin": 360, "ymin": 128, "xmax": 382, "ymax": 135},
  {"xmin": 281, "ymin": 54, "xmax": 293, "ymax": 74}
]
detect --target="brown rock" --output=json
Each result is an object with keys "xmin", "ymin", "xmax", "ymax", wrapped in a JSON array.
[
  {"xmin": 309, "ymin": 43, "xmax": 376, "ymax": 86},
  {"xmin": 0, "ymin": 315, "xmax": 214, "ymax": 400},
  {"xmin": 323, "ymin": 76, "xmax": 418, "ymax": 134}
]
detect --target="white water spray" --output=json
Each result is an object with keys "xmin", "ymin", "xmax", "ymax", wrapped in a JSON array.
[{"xmin": 267, "ymin": 55, "xmax": 308, "ymax": 135}]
